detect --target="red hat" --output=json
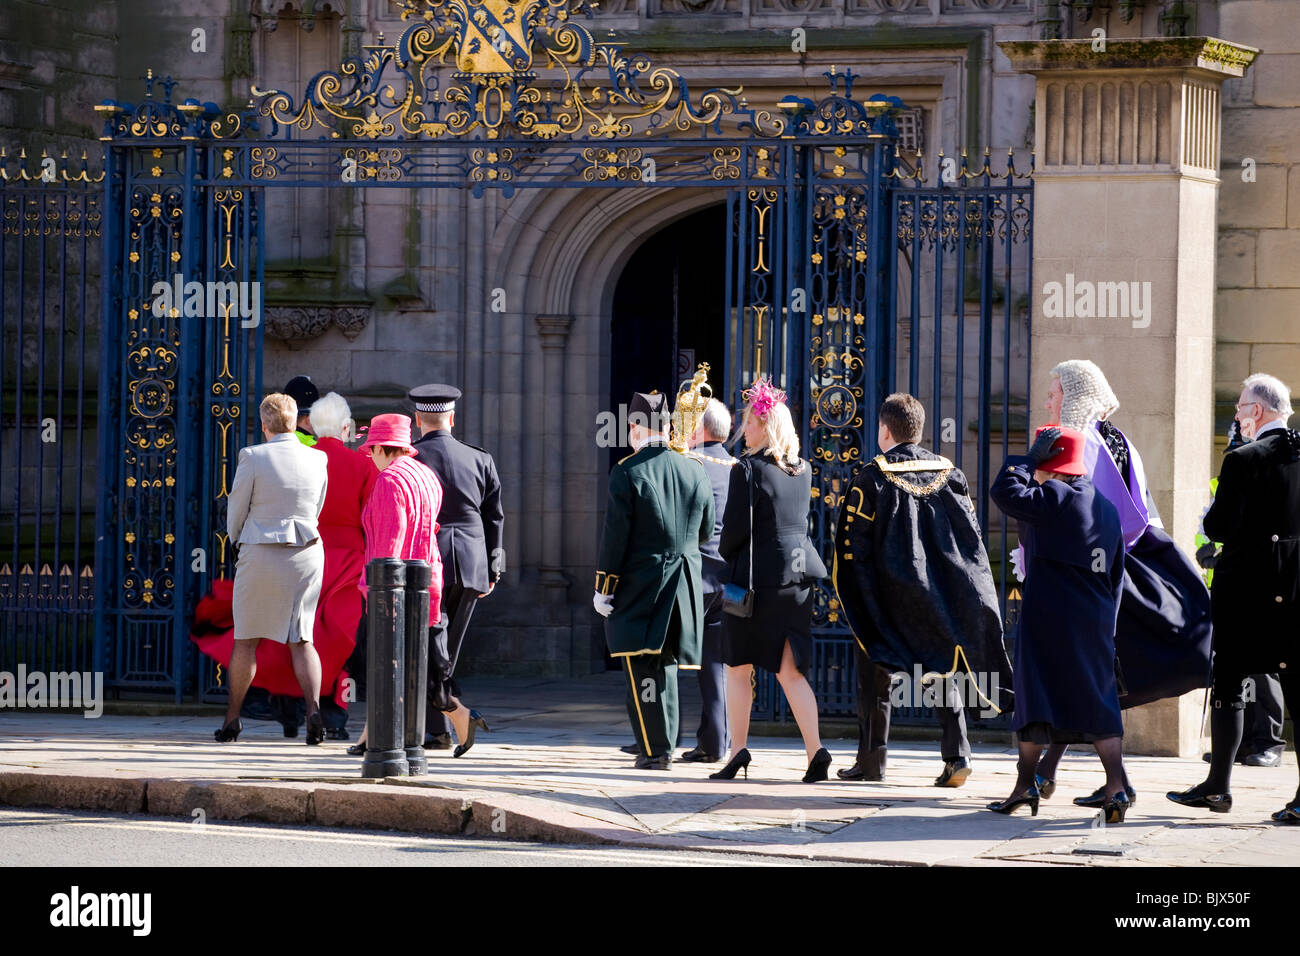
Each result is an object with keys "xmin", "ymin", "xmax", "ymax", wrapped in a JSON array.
[
  {"xmin": 359, "ymin": 413, "xmax": 415, "ymax": 454},
  {"xmin": 1036, "ymin": 425, "xmax": 1087, "ymax": 476}
]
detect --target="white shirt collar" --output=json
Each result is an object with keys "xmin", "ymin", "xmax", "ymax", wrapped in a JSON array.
[
  {"xmin": 632, "ymin": 434, "xmax": 669, "ymax": 452},
  {"xmin": 1255, "ymin": 418, "xmax": 1288, "ymax": 438}
]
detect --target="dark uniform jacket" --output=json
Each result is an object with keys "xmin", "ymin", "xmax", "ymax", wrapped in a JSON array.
[
  {"xmin": 720, "ymin": 454, "xmax": 828, "ymax": 588},
  {"xmin": 992, "ymin": 458, "xmax": 1124, "ymax": 736},
  {"xmin": 597, "ymin": 440, "xmax": 715, "ymax": 667},
  {"xmin": 412, "ymin": 429, "xmax": 505, "ymax": 594},
  {"xmin": 1203, "ymin": 426, "xmax": 1300, "ymax": 674},
  {"xmin": 833, "ymin": 443, "xmax": 1010, "ymax": 709},
  {"xmin": 685, "ymin": 441, "xmax": 735, "ymax": 597}
]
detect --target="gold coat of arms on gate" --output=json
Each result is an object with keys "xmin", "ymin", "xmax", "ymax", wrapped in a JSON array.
[{"xmin": 456, "ymin": 0, "xmax": 533, "ymax": 74}]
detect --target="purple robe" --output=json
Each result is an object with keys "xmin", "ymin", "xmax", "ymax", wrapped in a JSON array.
[{"xmin": 1082, "ymin": 423, "xmax": 1157, "ymax": 550}]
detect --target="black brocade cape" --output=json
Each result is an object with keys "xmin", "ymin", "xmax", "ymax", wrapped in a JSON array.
[{"xmin": 833, "ymin": 444, "xmax": 1013, "ymax": 715}]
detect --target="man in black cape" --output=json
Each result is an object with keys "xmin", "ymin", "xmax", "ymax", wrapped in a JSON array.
[{"xmin": 833, "ymin": 393, "xmax": 1012, "ymax": 786}]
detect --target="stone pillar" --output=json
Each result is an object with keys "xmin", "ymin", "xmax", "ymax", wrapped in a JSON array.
[
  {"xmin": 535, "ymin": 315, "xmax": 574, "ymax": 599},
  {"xmin": 1000, "ymin": 38, "xmax": 1258, "ymax": 757}
]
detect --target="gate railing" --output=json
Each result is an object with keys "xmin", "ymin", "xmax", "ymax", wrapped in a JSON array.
[{"xmin": 0, "ymin": 157, "xmax": 104, "ymax": 679}]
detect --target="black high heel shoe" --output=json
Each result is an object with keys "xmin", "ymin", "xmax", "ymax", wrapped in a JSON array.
[
  {"xmin": 709, "ymin": 748, "xmax": 751, "ymax": 780},
  {"xmin": 803, "ymin": 748, "xmax": 832, "ymax": 783},
  {"xmin": 1270, "ymin": 802, "xmax": 1300, "ymax": 825},
  {"xmin": 987, "ymin": 785, "xmax": 1040, "ymax": 816},
  {"xmin": 1035, "ymin": 773, "xmax": 1056, "ymax": 799},
  {"xmin": 1076, "ymin": 785, "xmax": 1137, "ymax": 808},
  {"xmin": 1102, "ymin": 790, "xmax": 1131, "ymax": 824},
  {"xmin": 305, "ymin": 711, "xmax": 325, "ymax": 746},
  {"xmin": 453, "ymin": 710, "xmax": 489, "ymax": 758},
  {"xmin": 214, "ymin": 718, "xmax": 242, "ymax": 743},
  {"xmin": 1165, "ymin": 785, "xmax": 1231, "ymax": 812},
  {"xmin": 346, "ymin": 741, "xmax": 366, "ymax": 756}
]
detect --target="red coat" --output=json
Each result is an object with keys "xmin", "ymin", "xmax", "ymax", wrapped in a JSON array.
[{"xmin": 191, "ymin": 437, "xmax": 376, "ymax": 703}]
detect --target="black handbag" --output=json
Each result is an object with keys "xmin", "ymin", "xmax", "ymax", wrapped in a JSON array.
[{"xmin": 722, "ymin": 461, "xmax": 755, "ymax": 618}]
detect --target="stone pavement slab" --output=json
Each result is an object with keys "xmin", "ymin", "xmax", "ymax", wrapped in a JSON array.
[{"xmin": 1, "ymin": 674, "xmax": 1296, "ymax": 865}]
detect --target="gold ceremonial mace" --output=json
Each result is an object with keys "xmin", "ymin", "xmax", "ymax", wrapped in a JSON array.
[{"xmin": 670, "ymin": 362, "xmax": 712, "ymax": 454}]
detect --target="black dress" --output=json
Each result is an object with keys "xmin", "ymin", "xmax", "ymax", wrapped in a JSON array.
[{"xmin": 719, "ymin": 454, "xmax": 828, "ymax": 675}]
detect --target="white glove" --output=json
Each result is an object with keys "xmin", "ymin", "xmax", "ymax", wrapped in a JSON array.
[
  {"xmin": 1010, "ymin": 544, "xmax": 1026, "ymax": 583},
  {"xmin": 593, "ymin": 591, "xmax": 614, "ymax": 617}
]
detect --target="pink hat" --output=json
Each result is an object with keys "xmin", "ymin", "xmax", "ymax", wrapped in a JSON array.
[{"xmin": 359, "ymin": 413, "xmax": 416, "ymax": 454}]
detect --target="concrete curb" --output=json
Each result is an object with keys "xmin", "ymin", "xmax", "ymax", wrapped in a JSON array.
[{"xmin": 0, "ymin": 770, "xmax": 628, "ymax": 847}]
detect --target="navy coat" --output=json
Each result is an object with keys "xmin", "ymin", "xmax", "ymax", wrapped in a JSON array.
[
  {"xmin": 832, "ymin": 443, "xmax": 1012, "ymax": 714},
  {"xmin": 686, "ymin": 441, "xmax": 736, "ymax": 598},
  {"xmin": 991, "ymin": 457, "xmax": 1125, "ymax": 737},
  {"xmin": 412, "ymin": 429, "xmax": 505, "ymax": 593}
]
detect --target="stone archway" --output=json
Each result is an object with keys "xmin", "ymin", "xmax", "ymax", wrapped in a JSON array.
[{"xmin": 472, "ymin": 186, "xmax": 731, "ymax": 673}]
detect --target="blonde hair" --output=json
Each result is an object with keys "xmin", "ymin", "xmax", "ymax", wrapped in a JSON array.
[
  {"xmin": 743, "ymin": 401, "xmax": 803, "ymax": 473},
  {"xmin": 309, "ymin": 391, "xmax": 352, "ymax": 440},
  {"xmin": 260, "ymin": 393, "xmax": 297, "ymax": 434}
]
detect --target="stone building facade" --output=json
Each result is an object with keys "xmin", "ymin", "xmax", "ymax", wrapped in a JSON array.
[{"xmin": 0, "ymin": 0, "xmax": 1289, "ymax": 687}]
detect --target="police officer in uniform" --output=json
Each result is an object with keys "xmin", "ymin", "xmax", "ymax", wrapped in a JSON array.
[
  {"xmin": 409, "ymin": 384, "xmax": 505, "ymax": 752},
  {"xmin": 284, "ymin": 375, "xmax": 320, "ymax": 446},
  {"xmin": 594, "ymin": 390, "xmax": 715, "ymax": 770}
]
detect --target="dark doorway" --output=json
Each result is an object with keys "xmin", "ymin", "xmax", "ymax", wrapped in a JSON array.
[{"xmin": 610, "ymin": 203, "xmax": 727, "ymax": 461}]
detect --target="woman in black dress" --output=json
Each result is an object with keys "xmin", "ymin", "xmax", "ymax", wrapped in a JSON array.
[{"xmin": 711, "ymin": 379, "xmax": 831, "ymax": 783}]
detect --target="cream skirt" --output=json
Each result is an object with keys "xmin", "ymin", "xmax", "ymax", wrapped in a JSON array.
[{"xmin": 233, "ymin": 540, "xmax": 324, "ymax": 644}]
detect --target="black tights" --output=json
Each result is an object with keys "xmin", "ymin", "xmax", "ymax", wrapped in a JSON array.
[
  {"xmin": 1194, "ymin": 670, "xmax": 1300, "ymax": 803},
  {"xmin": 1036, "ymin": 742, "xmax": 1134, "ymax": 791},
  {"xmin": 1013, "ymin": 737, "xmax": 1127, "ymax": 799}
]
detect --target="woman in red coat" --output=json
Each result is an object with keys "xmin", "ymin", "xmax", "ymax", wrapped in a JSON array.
[{"xmin": 309, "ymin": 392, "xmax": 376, "ymax": 739}]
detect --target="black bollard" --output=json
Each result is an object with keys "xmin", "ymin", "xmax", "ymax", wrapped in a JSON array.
[
  {"xmin": 362, "ymin": 558, "xmax": 409, "ymax": 778},
  {"xmin": 403, "ymin": 559, "xmax": 431, "ymax": 775}
]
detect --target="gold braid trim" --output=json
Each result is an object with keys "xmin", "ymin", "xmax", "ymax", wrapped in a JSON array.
[
  {"xmin": 919, "ymin": 645, "xmax": 1003, "ymax": 716},
  {"xmin": 872, "ymin": 454, "xmax": 953, "ymax": 496}
]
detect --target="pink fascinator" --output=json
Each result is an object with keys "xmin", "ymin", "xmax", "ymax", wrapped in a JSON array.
[{"xmin": 742, "ymin": 376, "xmax": 788, "ymax": 419}]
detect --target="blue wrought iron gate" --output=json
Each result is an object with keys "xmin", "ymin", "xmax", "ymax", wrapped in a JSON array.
[
  {"xmin": 2, "ymin": 11, "xmax": 1031, "ymax": 710},
  {"xmin": 723, "ymin": 92, "xmax": 1034, "ymax": 723},
  {"xmin": 91, "ymin": 93, "xmax": 265, "ymax": 699},
  {"xmin": 0, "ymin": 166, "xmax": 102, "ymax": 679}
]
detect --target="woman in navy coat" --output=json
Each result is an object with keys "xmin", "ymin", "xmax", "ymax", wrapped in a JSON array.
[{"xmin": 989, "ymin": 426, "xmax": 1131, "ymax": 822}]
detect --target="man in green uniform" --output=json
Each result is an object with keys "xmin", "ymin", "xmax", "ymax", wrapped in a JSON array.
[{"xmin": 594, "ymin": 390, "xmax": 715, "ymax": 770}]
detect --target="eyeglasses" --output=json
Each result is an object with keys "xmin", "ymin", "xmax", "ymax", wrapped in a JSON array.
[{"xmin": 1235, "ymin": 401, "xmax": 1260, "ymax": 413}]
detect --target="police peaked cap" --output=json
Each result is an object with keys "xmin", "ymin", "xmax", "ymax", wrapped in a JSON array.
[{"xmin": 409, "ymin": 383, "xmax": 462, "ymax": 413}]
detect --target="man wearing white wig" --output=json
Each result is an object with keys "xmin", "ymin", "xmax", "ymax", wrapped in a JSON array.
[{"xmin": 1025, "ymin": 360, "xmax": 1212, "ymax": 808}]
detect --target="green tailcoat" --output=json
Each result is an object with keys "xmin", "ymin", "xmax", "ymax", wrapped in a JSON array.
[{"xmin": 596, "ymin": 441, "xmax": 715, "ymax": 668}]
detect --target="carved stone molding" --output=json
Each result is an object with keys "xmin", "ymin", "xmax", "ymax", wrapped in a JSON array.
[
  {"xmin": 264, "ymin": 305, "xmax": 369, "ymax": 341},
  {"xmin": 651, "ymin": 0, "xmax": 741, "ymax": 14},
  {"xmin": 845, "ymin": 0, "xmax": 929, "ymax": 12},
  {"xmin": 755, "ymin": 0, "xmax": 838, "ymax": 12},
  {"xmin": 535, "ymin": 314, "xmax": 574, "ymax": 350},
  {"xmin": 940, "ymin": 0, "xmax": 1030, "ymax": 11}
]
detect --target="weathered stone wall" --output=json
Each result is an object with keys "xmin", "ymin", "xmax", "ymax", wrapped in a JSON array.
[{"xmin": 1216, "ymin": 1, "xmax": 1300, "ymax": 455}]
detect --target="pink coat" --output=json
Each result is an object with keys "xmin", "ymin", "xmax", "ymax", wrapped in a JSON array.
[{"xmin": 360, "ymin": 455, "xmax": 443, "ymax": 625}]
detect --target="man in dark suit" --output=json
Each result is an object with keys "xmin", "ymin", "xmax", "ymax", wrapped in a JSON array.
[
  {"xmin": 595, "ymin": 390, "xmax": 715, "ymax": 769},
  {"xmin": 409, "ymin": 384, "xmax": 505, "ymax": 748},
  {"xmin": 678, "ymin": 398, "xmax": 735, "ymax": 763},
  {"xmin": 1170, "ymin": 373, "xmax": 1300, "ymax": 822}
]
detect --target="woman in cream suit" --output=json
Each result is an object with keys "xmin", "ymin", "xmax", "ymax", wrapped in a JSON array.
[{"xmin": 217, "ymin": 393, "xmax": 330, "ymax": 745}]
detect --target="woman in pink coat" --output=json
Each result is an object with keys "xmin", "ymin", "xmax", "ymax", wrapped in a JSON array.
[{"xmin": 348, "ymin": 413, "xmax": 489, "ymax": 758}]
